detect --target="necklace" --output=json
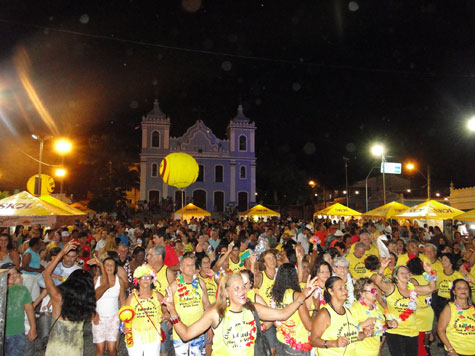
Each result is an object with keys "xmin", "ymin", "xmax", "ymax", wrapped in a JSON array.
[
  {"xmin": 359, "ymin": 299, "xmax": 386, "ymax": 335},
  {"xmin": 345, "ymin": 273, "xmax": 354, "ymax": 308},
  {"xmin": 386, "ymin": 282, "xmax": 417, "ymax": 322},
  {"xmin": 454, "ymin": 302, "xmax": 475, "ymax": 332},
  {"xmin": 177, "ymin": 274, "xmax": 200, "ymax": 298}
]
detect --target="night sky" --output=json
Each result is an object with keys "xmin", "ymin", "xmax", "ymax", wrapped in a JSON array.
[{"xmin": 1, "ymin": 1, "xmax": 475, "ymax": 200}]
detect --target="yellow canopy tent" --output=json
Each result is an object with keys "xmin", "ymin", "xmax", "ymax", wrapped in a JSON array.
[
  {"xmin": 173, "ymin": 203, "xmax": 211, "ymax": 220},
  {"xmin": 453, "ymin": 209, "xmax": 475, "ymax": 221},
  {"xmin": 393, "ymin": 200, "xmax": 463, "ymax": 220},
  {"xmin": 363, "ymin": 201, "xmax": 410, "ymax": 219},
  {"xmin": 240, "ymin": 204, "xmax": 281, "ymax": 221},
  {"xmin": 314, "ymin": 203, "xmax": 361, "ymax": 218},
  {"xmin": 40, "ymin": 195, "xmax": 86, "ymax": 215},
  {"xmin": 0, "ymin": 191, "xmax": 86, "ymax": 227},
  {"xmin": 70, "ymin": 202, "xmax": 97, "ymax": 214}
]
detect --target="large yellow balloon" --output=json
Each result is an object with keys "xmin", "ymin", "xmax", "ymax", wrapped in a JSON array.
[
  {"xmin": 160, "ymin": 153, "xmax": 199, "ymax": 189},
  {"xmin": 26, "ymin": 174, "xmax": 55, "ymax": 196}
]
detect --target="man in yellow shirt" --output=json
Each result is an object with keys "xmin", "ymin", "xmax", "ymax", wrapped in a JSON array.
[
  {"xmin": 396, "ymin": 240, "xmax": 429, "ymax": 266},
  {"xmin": 348, "ymin": 230, "xmax": 380, "ymax": 258},
  {"xmin": 347, "ymin": 242, "xmax": 368, "ymax": 279}
]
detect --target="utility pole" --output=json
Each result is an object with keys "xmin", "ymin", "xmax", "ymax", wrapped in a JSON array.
[{"xmin": 343, "ymin": 157, "xmax": 349, "ymax": 206}]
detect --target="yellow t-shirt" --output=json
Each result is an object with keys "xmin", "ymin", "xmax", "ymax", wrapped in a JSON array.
[
  {"xmin": 315, "ymin": 305, "xmax": 359, "ymax": 356},
  {"xmin": 229, "ymin": 257, "xmax": 242, "ymax": 273},
  {"xmin": 155, "ymin": 265, "xmax": 169, "ymax": 297},
  {"xmin": 438, "ymin": 270, "xmax": 464, "ymax": 299},
  {"xmin": 385, "ymin": 285, "xmax": 418, "ymax": 337},
  {"xmin": 444, "ymin": 302, "xmax": 475, "ymax": 355},
  {"xmin": 198, "ymin": 274, "xmax": 217, "ymax": 304},
  {"xmin": 129, "ymin": 290, "xmax": 162, "ymax": 345},
  {"xmin": 276, "ymin": 289, "xmax": 310, "ymax": 347},
  {"xmin": 173, "ymin": 278, "xmax": 205, "ymax": 341},
  {"xmin": 349, "ymin": 243, "xmax": 380, "ymax": 258},
  {"xmin": 396, "ymin": 253, "xmax": 429, "ymax": 267},
  {"xmin": 411, "ymin": 274, "xmax": 434, "ymax": 332},
  {"xmin": 351, "ymin": 300, "xmax": 385, "ymax": 356},
  {"xmin": 346, "ymin": 252, "xmax": 368, "ymax": 280},
  {"xmin": 258, "ymin": 271, "xmax": 275, "ymax": 305},
  {"xmin": 212, "ymin": 307, "xmax": 255, "ymax": 356}
]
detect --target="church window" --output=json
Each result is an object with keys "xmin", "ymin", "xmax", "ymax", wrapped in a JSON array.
[
  {"xmin": 151, "ymin": 131, "xmax": 160, "ymax": 148},
  {"xmin": 239, "ymin": 135, "xmax": 247, "ymax": 151}
]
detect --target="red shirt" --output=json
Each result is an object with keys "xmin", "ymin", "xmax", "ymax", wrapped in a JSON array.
[{"xmin": 164, "ymin": 244, "xmax": 179, "ymax": 267}]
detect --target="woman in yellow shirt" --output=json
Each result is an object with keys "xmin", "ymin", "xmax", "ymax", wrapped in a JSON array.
[
  {"xmin": 162, "ymin": 273, "xmax": 318, "ymax": 356},
  {"xmin": 373, "ymin": 258, "xmax": 437, "ymax": 356},
  {"xmin": 435, "ymin": 253, "xmax": 464, "ymax": 319},
  {"xmin": 309, "ymin": 276, "xmax": 373, "ymax": 356},
  {"xmin": 407, "ymin": 257, "xmax": 435, "ymax": 356},
  {"xmin": 124, "ymin": 264, "xmax": 164, "ymax": 356},
  {"xmin": 270, "ymin": 263, "xmax": 313, "ymax": 355},
  {"xmin": 351, "ymin": 278, "xmax": 397, "ymax": 356},
  {"xmin": 437, "ymin": 279, "xmax": 475, "ymax": 356}
]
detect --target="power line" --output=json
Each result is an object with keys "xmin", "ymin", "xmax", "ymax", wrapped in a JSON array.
[{"xmin": 1, "ymin": 18, "xmax": 474, "ymax": 78}]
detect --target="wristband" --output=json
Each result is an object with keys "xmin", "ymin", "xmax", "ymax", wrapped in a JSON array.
[
  {"xmin": 170, "ymin": 315, "xmax": 181, "ymax": 325},
  {"xmin": 423, "ymin": 271, "xmax": 438, "ymax": 282}
]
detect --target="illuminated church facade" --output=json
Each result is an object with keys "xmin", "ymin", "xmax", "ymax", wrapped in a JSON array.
[{"xmin": 139, "ymin": 100, "xmax": 257, "ymax": 212}]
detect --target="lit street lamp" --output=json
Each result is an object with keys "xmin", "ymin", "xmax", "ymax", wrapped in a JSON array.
[
  {"xmin": 55, "ymin": 168, "xmax": 66, "ymax": 177},
  {"xmin": 54, "ymin": 139, "xmax": 72, "ymax": 194},
  {"xmin": 467, "ymin": 116, "xmax": 475, "ymax": 132},
  {"xmin": 371, "ymin": 143, "xmax": 386, "ymax": 205},
  {"xmin": 31, "ymin": 134, "xmax": 52, "ymax": 195},
  {"xmin": 405, "ymin": 162, "xmax": 431, "ymax": 200}
]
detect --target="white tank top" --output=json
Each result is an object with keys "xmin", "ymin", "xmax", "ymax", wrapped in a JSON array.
[{"xmin": 95, "ymin": 275, "xmax": 120, "ymax": 316}]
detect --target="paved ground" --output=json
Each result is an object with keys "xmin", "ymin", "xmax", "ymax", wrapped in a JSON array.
[{"xmin": 31, "ymin": 321, "xmax": 445, "ymax": 356}]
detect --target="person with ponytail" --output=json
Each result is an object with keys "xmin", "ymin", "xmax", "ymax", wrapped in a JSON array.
[
  {"xmin": 310, "ymin": 276, "xmax": 372, "ymax": 356},
  {"xmin": 270, "ymin": 263, "xmax": 314, "ymax": 356},
  {"xmin": 162, "ymin": 273, "xmax": 318, "ymax": 356}
]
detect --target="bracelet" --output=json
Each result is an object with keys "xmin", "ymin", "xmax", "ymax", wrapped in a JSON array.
[
  {"xmin": 377, "ymin": 271, "xmax": 385, "ymax": 277},
  {"xmin": 324, "ymin": 340, "xmax": 328, "ymax": 348},
  {"xmin": 423, "ymin": 271, "xmax": 438, "ymax": 282},
  {"xmin": 170, "ymin": 315, "xmax": 181, "ymax": 325}
]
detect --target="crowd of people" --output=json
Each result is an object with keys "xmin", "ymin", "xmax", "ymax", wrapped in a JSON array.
[{"xmin": 2, "ymin": 214, "xmax": 475, "ymax": 356}]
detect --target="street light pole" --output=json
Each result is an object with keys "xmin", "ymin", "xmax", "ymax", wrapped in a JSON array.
[
  {"xmin": 427, "ymin": 165, "xmax": 431, "ymax": 200},
  {"xmin": 382, "ymin": 154, "xmax": 386, "ymax": 205},
  {"xmin": 343, "ymin": 157, "xmax": 349, "ymax": 207},
  {"xmin": 32, "ymin": 135, "xmax": 52, "ymax": 196},
  {"xmin": 365, "ymin": 166, "xmax": 378, "ymax": 212}
]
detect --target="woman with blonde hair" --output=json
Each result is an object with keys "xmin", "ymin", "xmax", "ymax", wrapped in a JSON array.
[
  {"xmin": 97, "ymin": 232, "xmax": 118, "ymax": 260},
  {"xmin": 162, "ymin": 273, "xmax": 318, "ymax": 356}
]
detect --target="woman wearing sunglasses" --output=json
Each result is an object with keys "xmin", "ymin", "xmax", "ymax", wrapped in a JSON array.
[
  {"xmin": 374, "ymin": 257, "xmax": 437, "ymax": 356},
  {"xmin": 351, "ymin": 278, "xmax": 397, "ymax": 356},
  {"xmin": 123, "ymin": 264, "xmax": 164, "ymax": 356}
]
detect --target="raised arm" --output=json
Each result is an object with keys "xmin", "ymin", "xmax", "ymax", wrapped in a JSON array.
[
  {"xmin": 413, "ymin": 262, "xmax": 437, "ymax": 296},
  {"xmin": 44, "ymin": 242, "xmax": 76, "ymax": 308},
  {"xmin": 256, "ymin": 275, "xmax": 317, "ymax": 321},
  {"xmin": 295, "ymin": 291, "xmax": 313, "ymax": 331},
  {"xmin": 372, "ymin": 257, "xmax": 395, "ymax": 295},
  {"xmin": 214, "ymin": 241, "xmax": 234, "ymax": 272}
]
